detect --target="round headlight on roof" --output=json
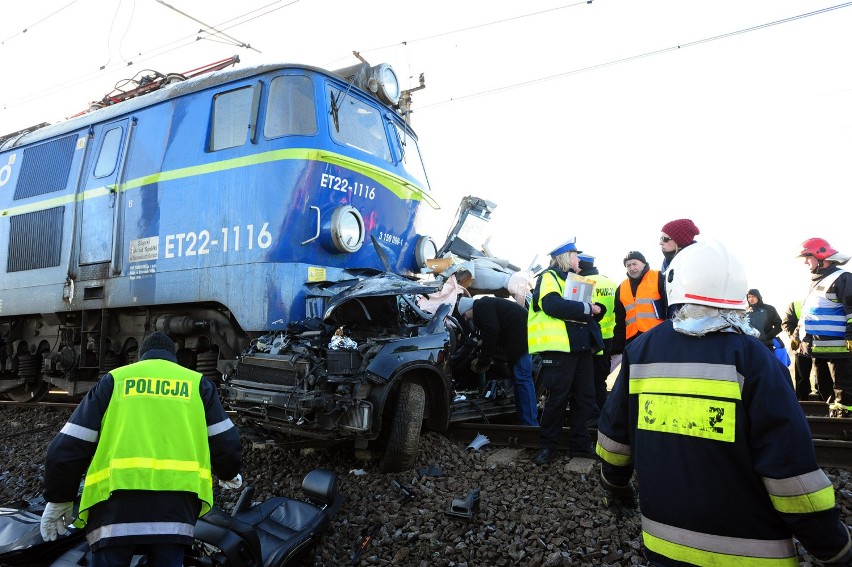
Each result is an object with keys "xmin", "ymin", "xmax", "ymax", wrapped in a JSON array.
[{"xmin": 370, "ymin": 64, "xmax": 400, "ymax": 106}]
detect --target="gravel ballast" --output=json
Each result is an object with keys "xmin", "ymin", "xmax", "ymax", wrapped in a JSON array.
[{"xmin": 2, "ymin": 405, "xmax": 850, "ymax": 566}]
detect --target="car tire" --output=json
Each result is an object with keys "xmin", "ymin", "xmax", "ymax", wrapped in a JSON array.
[{"xmin": 380, "ymin": 382, "xmax": 425, "ymax": 473}]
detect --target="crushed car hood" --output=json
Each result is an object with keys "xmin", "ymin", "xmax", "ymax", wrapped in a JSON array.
[{"xmin": 323, "ymin": 273, "xmax": 442, "ymax": 326}]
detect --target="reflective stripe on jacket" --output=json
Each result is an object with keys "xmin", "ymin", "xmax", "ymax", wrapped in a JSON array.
[
  {"xmin": 596, "ymin": 322, "xmax": 848, "ymax": 565},
  {"xmin": 801, "ymin": 270, "xmax": 851, "ymax": 356},
  {"xmin": 528, "ymin": 270, "xmax": 571, "ymax": 354},
  {"xmin": 618, "ymin": 270, "xmax": 663, "ymax": 340},
  {"xmin": 76, "ymin": 360, "xmax": 213, "ymax": 525}
]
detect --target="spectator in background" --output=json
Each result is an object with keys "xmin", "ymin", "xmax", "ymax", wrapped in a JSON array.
[
  {"xmin": 457, "ymin": 296, "xmax": 538, "ymax": 426},
  {"xmin": 783, "ymin": 299, "xmax": 832, "ymax": 401},
  {"xmin": 773, "ymin": 337, "xmax": 791, "ymax": 367},
  {"xmin": 612, "ymin": 251, "xmax": 666, "ymax": 355},
  {"xmin": 745, "ymin": 288, "xmax": 782, "ymax": 351},
  {"xmin": 659, "ymin": 218, "xmax": 700, "ymax": 272}
]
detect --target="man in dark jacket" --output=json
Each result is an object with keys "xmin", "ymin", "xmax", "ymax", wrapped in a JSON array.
[
  {"xmin": 746, "ymin": 288, "xmax": 783, "ymax": 350},
  {"xmin": 40, "ymin": 332, "xmax": 242, "ymax": 567},
  {"xmin": 458, "ymin": 296, "xmax": 538, "ymax": 426}
]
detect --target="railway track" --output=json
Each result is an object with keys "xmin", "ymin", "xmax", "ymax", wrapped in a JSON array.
[
  {"xmin": 7, "ymin": 398, "xmax": 852, "ymax": 468},
  {"xmin": 446, "ymin": 402, "xmax": 852, "ymax": 469}
]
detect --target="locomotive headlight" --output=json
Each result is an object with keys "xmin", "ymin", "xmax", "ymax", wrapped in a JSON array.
[
  {"xmin": 368, "ymin": 64, "xmax": 400, "ymax": 106},
  {"xmin": 322, "ymin": 206, "xmax": 365, "ymax": 253},
  {"xmin": 414, "ymin": 235, "xmax": 438, "ymax": 269}
]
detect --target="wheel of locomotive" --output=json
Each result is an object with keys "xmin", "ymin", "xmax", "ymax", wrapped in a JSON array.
[
  {"xmin": 379, "ymin": 382, "xmax": 426, "ymax": 473},
  {"xmin": 6, "ymin": 379, "xmax": 50, "ymax": 402},
  {"xmin": 7, "ymin": 351, "xmax": 50, "ymax": 403}
]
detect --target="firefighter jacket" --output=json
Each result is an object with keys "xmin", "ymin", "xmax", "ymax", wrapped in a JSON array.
[
  {"xmin": 44, "ymin": 348, "xmax": 242, "ymax": 550},
  {"xmin": 613, "ymin": 267, "xmax": 666, "ymax": 352},
  {"xmin": 596, "ymin": 321, "xmax": 849, "ymax": 566},
  {"xmin": 798, "ymin": 266, "xmax": 852, "ymax": 358},
  {"xmin": 528, "ymin": 268, "xmax": 602, "ymax": 355}
]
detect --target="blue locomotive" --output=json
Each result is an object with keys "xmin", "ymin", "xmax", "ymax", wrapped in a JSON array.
[
  {"xmin": 0, "ymin": 57, "xmax": 438, "ymax": 400},
  {"xmin": 0, "ymin": 57, "xmax": 522, "ymax": 471}
]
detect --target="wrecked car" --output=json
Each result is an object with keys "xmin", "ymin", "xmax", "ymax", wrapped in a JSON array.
[
  {"xmin": 222, "ymin": 197, "xmax": 533, "ymax": 472},
  {"xmin": 222, "ymin": 271, "xmax": 522, "ymax": 472}
]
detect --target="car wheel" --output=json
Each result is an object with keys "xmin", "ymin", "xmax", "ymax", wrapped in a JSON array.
[{"xmin": 380, "ymin": 382, "xmax": 425, "ymax": 473}]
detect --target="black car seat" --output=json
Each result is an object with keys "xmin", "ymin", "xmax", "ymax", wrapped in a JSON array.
[{"xmin": 231, "ymin": 469, "xmax": 342, "ymax": 567}]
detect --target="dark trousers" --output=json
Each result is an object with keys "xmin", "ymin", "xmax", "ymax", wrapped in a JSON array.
[
  {"xmin": 793, "ymin": 353, "xmax": 832, "ymax": 401},
  {"xmin": 90, "ymin": 543, "xmax": 186, "ymax": 567},
  {"xmin": 538, "ymin": 350, "xmax": 595, "ymax": 452},
  {"xmin": 828, "ymin": 357, "xmax": 852, "ymax": 407},
  {"xmin": 592, "ymin": 352, "xmax": 611, "ymax": 411}
]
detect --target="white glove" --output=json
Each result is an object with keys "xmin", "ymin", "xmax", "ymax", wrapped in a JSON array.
[
  {"xmin": 40, "ymin": 501, "xmax": 74, "ymax": 542},
  {"xmin": 218, "ymin": 473, "xmax": 243, "ymax": 490}
]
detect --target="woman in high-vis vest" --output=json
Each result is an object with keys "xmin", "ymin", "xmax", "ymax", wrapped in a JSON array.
[
  {"xmin": 528, "ymin": 238, "xmax": 604, "ymax": 466},
  {"xmin": 612, "ymin": 250, "xmax": 666, "ymax": 354},
  {"xmin": 41, "ymin": 332, "xmax": 242, "ymax": 567}
]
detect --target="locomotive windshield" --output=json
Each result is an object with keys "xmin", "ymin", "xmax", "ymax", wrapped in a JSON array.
[
  {"xmin": 390, "ymin": 122, "xmax": 430, "ymax": 193},
  {"xmin": 328, "ymin": 86, "xmax": 392, "ymax": 161}
]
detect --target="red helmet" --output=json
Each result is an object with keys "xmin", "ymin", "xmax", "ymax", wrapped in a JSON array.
[{"xmin": 798, "ymin": 238, "xmax": 838, "ymax": 260}]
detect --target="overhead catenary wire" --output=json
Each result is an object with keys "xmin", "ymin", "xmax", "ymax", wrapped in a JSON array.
[
  {"xmin": 322, "ymin": 0, "xmax": 592, "ymax": 68},
  {"xmin": 0, "ymin": 0, "xmax": 300, "ymax": 116},
  {"xmin": 0, "ymin": 0, "xmax": 80, "ymax": 47},
  {"xmin": 418, "ymin": 1, "xmax": 852, "ymax": 110}
]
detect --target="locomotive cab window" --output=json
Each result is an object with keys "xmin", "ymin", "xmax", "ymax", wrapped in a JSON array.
[
  {"xmin": 328, "ymin": 86, "xmax": 391, "ymax": 162},
  {"xmin": 209, "ymin": 86, "xmax": 256, "ymax": 151},
  {"xmin": 93, "ymin": 126, "xmax": 123, "ymax": 178},
  {"xmin": 390, "ymin": 122, "xmax": 431, "ymax": 193},
  {"xmin": 265, "ymin": 75, "xmax": 317, "ymax": 138}
]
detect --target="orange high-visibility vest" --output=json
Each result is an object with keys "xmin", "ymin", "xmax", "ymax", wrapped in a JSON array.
[{"xmin": 619, "ymin": 270, "xmax": 663, "ymax": 340}]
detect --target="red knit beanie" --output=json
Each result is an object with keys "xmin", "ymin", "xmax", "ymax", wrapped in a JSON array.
[{"xmin": 661, "ymin": 219, "xmax": 700, "ymax": 248}]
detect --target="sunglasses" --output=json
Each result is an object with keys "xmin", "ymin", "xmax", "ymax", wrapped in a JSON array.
[{"xmin": 660, "ymin": 236, "xmax": 672, "ymax": 243}]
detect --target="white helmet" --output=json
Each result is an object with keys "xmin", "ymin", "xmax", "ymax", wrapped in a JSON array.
[{"xmin": 666, "ymin": 240, "xmax": 748, "ymax": 310}]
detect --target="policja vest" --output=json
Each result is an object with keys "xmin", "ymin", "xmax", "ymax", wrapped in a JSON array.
[
  {"xmin": 74, "ymin": 360, "xmax": 213, "ymax": 526},
  {"xmin": 528, "ymin": 269, "xmax": 572, "ymax": 354},
  {"xmin": 618, "ymin": 270, "xmax": 663, "ymax": 340},
  {"xmin": 588, "ymin": 273, "xmax": 616, "ymax": 340}
]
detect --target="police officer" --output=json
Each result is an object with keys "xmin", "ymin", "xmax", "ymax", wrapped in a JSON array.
[
  {"xmin": 529, "ymin": 238, "xmax": 604, "ymax": 465},
  {"xmin": 597, "ymin": 241, "xmax": 851, "ymax": 566},
  {"xmin": 40, "ymin": 332, "xmax": 242, "ymax": 567},
  {"xmin": 577, "ymin": 253, "xmax": 617, "ymax": 418},
  {"xmin": 794, "ymin": 238, "xmax": 852, "ymax": 417}
]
